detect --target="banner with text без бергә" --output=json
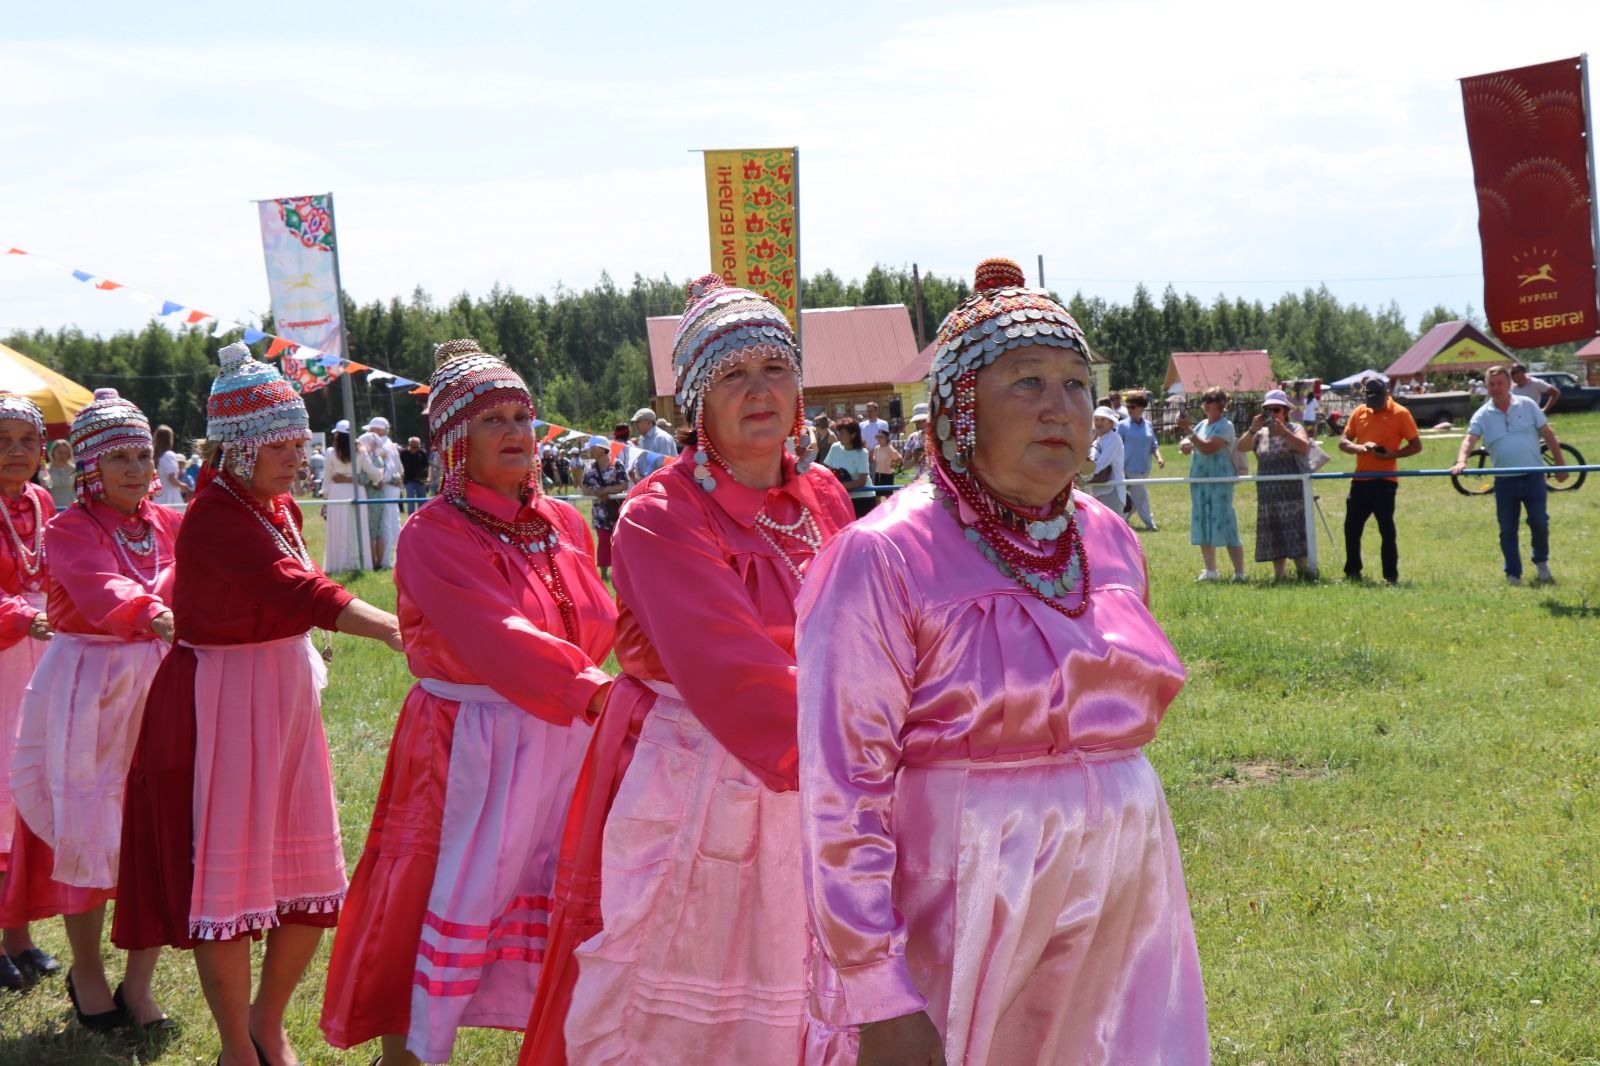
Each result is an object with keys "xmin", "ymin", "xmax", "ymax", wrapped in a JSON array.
[
  {"xmin": 703, "ymin": 149, "xmax": 798, "ymax": 330},
  {"xmin": 1461, "ymin": 56, "xmax": 1599, "ymax": 348},
  {"xmin": 259, "ymin": 194, "xmax": 344, "ymax": 392}
]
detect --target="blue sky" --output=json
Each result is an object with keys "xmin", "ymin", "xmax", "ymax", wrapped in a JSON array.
[{"xmin": 3, "ymin": 1, "xmax": 1595, "ymax": 343}]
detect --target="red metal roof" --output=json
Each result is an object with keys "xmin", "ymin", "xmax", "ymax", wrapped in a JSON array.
[
  {"xmin": 647, "ymin": 304, "xmax": 923, "ymax": 398},
  {"xmin": 1165, "ymin": 351, "xmax": 1275, "ymax": 394},
  {"xmin": 1384, "ymin": 320, "xmax": 1510, "ymax": 378},
  {"xmin": 1576, "ymin": 335, "xmax": 1600, "ymax": 360}
]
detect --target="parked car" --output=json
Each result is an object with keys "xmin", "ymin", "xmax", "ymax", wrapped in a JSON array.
[{"xmin": 1530, "ymin": 371, "xmax": 1600, "ymax": 413}]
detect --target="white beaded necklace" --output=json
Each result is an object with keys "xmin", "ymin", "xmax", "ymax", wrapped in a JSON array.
[
  {"xmin": 217, "ymin": 475, "xmax": 312, "ymax": 569},
  {"xmin": 1, "ymin": 489, "xmax": 45, "ymax": 586},
  {"xmin": 111, "ymin": 516, "xmax": 165, "ymax": 590},
  {"xmin": 753, "ymin": 506, "xmax": 822, "ymax": 583}
]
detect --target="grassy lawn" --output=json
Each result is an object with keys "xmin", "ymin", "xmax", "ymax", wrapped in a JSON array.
[{"xmin": 2, "ymin": 413, "xmax": 1598, "ymax": 1064}]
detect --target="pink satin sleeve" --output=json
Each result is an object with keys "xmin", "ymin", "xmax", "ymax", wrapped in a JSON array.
[
  {"xmin": 45, "ymin": 506, "xmax": 177, "ymax": 638},
  {"xmin": 396, "ymin": 505, "xmax": 611, "ymax": 725},
  {"xmin": 795, "ymin": 524, "xmax": 926, "ymax": 1024},
  {"xmin": 611, "ymin": 484, "xmax": 803, "ymax": 792}
]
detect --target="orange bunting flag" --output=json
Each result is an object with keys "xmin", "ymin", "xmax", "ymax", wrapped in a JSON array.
[
  {"xmin": 265, "ymin": 337, "xmax": 296, "ymax": 360},
  {"xmin": 345, "ymin": 361, "xmax": 370, "ymax": 372},
  {"xmin": 185, "ymin": 309, "xmax": 212, "ymax": 325},
  {"xmin": 609, "ymin": 441, "xmax": 625, "ymax": 463},
  {"xmin": 409, "ymin": 385, "xmax": 431, "ymax": 396},
  {"xmin": 541, "ymin": 424, "xmax": 566, "ymax": 443},
  {"xmin": 4, "ymin": 248, "xmax": 27, "ymax": 256},
  {"xmin": 94, "ymin": 280, "xmax": 123, "ymax": 290}
]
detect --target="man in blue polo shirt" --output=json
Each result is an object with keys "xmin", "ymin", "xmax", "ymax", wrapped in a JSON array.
[{"xmin": 1451, "ymin": 365, "xmax": 1569, "ymax": 585}]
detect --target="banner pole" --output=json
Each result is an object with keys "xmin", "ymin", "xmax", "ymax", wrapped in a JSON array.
[
  {"xmin": 793, "ymin": 146, "xmax": 803, "ymax": 362},
  {"xmin": 324, "ymin": 192, "xmax": 369, "ymax": 571},
  {"xmin": 1581, "ymin": 54, "xmax": 1600, "ymax": 333}
]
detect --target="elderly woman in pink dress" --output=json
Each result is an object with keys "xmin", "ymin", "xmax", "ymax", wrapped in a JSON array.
[
  {"xmin": 797, "ymin": 259, "xmax": 1209, "ymax": 1065},
  {"xmin": 0, "ymin": 390, "xmax": 180, "ymax": 1032},
  {"xmin": 322, "ymin": 340, "xmax": 617, "ymax": 1066},
  {"xmin": 554, "ymin": 276, "xmax": 853, "ymax": 1064},
  {"xmin": 0, "ymin": 395, "xmax": 58, "ymax": 992},
  {"xmin": 113, "ymin": 343, "xmax": 403, "ymax": 1066}
]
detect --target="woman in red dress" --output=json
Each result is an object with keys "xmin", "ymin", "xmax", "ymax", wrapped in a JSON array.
[
  {"xmin": 113, "ymin": 342, "xmax": 404, "ymax": 1066},
  {"xmin": 0, "ymin": 394, "xmax": 59, "ymax": 992},
  {"xmin": 322, "ymin": 340, "xmax": 617, "ymax": 1065}
]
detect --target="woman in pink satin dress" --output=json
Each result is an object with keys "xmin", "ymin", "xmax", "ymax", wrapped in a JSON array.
[
  {"xmin": 796, "ymin": 258, "xmax": 1209, "ymax": 1066},
  {"xmin": 2, "ymin": 389, "xmax": 179, "ymax": 1032},
  {"xmin": 559, "ymin": 276, "xmax": 853, "ymax": 1064}
]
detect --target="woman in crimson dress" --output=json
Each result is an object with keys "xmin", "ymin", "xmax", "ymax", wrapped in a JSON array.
[
  {"xmin": 322, "ymin": 340, "xmax": 617, "ymax": 1066},
  {"xmin": 0, "ymin": 394, "xmax": 59, "ymax": 992},
  {"xmin": 114, "ymin": 342, "xmax": 404, "ymax": 1066},
  {"xmin": 537, "ymin": 276, "xmax": 852, "ymax": 1065},
  {"xmin": 0, "ymin": 390, "xmax": 179, "ymax": 1033},
  {"xmin": 796, "ymin": 259, "xmax": 1208, "ymax": 1065}
]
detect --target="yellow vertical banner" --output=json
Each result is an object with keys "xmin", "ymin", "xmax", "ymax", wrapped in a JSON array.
[{"xmin": 703, "ymin": 147, "xmax": 799, "ymax": 331}]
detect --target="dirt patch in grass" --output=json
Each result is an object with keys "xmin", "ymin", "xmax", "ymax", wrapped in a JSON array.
[{"xmin": 1211, "ymin": 759, "xmax": 1334, "ymax": 789}]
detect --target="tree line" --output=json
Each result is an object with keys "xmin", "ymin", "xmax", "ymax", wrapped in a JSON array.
[{"xmin": 5, "ymin": 266, "xmax": 1584, "ymax": 444}]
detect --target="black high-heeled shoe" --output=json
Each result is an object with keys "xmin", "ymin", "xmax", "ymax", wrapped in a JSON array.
[
  {"xmin": 65, "ymin": 971, "xmax": 132, "ymax": 1032},
  {"xmin": 113, "ymin": 983, "xmax": 177, "ymax": 1034}
]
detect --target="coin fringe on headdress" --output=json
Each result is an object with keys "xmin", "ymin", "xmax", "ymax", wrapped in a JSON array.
[{"xmin": 925, "ymin": 257, "xmax": 1091, "ymax": 473}]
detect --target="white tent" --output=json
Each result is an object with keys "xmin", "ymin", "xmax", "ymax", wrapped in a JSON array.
[{"xmin": 1328, "ymin": 369, "xmax": 1389, "ymax": 390}]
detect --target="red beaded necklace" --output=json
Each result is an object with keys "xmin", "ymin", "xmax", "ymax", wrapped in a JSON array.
[
  {"xmin": 454, "ymin": 494, "xmax": 581, "ymax": 644},
  {"xmin": 936, "ymin": 461, "xmax": 1091, "ymax": 619}
]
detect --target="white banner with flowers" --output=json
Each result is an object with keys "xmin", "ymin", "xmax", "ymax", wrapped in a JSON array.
[{"xmin": 257, "ymin": 194, "xmax": 344, "ymax": 362}]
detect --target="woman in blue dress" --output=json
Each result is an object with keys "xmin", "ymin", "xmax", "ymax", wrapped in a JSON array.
[{"xmin": 1179, "ymin": 386, "xmax": 1244, "ymax": 582}]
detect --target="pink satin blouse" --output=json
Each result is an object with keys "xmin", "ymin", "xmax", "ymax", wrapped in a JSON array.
[
  {"xmin": 395, "ymin": 483, "xmax": 618, "ymax": 725},
  {"xmin": 795, "ymin": 481, "xmax": 1187, "ymax": 1015},
  {"xmin": 611, "ymin": 452, "xmax": 854, "ymax": 792},
  {"xmin": 46, "ymin": 499, "xmax": 181, "ymax": 639}
]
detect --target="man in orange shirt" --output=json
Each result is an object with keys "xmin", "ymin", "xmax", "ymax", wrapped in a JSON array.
[{"xmin": 1339, "ymin": 377, "xmax": 1421, "ymax": 583}]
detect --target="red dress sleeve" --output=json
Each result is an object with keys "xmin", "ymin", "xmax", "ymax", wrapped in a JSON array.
[
  {"xmin": 396, "ymin": 504, "xmax": 612, "ymax": 726},
  {"xmin": 172, "ymin": 488, "xmax": 353, "ymax": 643}
]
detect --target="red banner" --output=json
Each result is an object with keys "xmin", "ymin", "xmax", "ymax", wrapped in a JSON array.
[{"xmin": 1461, "ymin": 56, "xmax": 1599, "ymax": 348}]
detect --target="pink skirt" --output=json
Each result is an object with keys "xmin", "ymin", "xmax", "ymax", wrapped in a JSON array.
[
  {"xmin": 804, "ymin": 752, "xmax": 1209, "ymax": 1065},
  {"xmin": 0, "ymin": 592, "xmax": 47, "ymax": 871},
  {"xmin": 565, "ymin": 685, "xmax": 807, "ymax": 1065},
  {"xmin": 188, "ymin": 635, "xmax": 345, "ymax": 940},
  {"xmin": 323, "ymin": 678, "xmax": 591, "ymax": 1064},
  {"xmin": 10, "ymin": 633, "xmax": 167, "ymax": 888}
]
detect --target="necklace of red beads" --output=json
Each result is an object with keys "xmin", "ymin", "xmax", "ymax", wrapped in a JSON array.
[
  {"xmin": 453, "ymin": 494, "xmax": 581, "ymax": 644},
  {"xmin": 937, "ymin": 460, "xmax": 1091, "ymax": 619}
]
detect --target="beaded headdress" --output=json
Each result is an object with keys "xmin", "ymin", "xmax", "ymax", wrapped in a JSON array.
[
  {"xmin": 925, "ymin": 258, "xmax": 1094, "ymax": 618},
  {"xmin": 68, "ymin": 387, "xmax": 152, "ymax": 502},
  {"xmin": 206, "ymin": 341, "xmax": 309, "ymax": 479},
  {"xmin": 0, "ymin": 393, "xmax": 46, "ymax": 451},
  {"xmin": 670, "ymin": 274, "xmax": 804, "ymax": 489},
  {"xmin": 425, "ymin": 338, "xmax": 534, "ymax": 501},
  {"xmin": 927, "ymin": 258, "xmax": 1090, "ymax": 474}
]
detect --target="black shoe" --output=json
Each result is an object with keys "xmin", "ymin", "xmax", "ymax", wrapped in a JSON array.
[
  {"xmin": 114, "ymin": 983, "xmax": 177, "ymax": 1034},
  {"xmin": 66, "ymin": 972, "xmax": 132, "ymax": 1032},
  {"xmin": 8, "ymin": 947, "xmax": 60, "ymax": 980},
  {"xmin": 0, "ymin": 954, "xmax": 21, "ymax": 991}
]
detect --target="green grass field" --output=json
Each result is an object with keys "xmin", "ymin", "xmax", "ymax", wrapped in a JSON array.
[{"xmin": 2, "ymin": 414, "xmax": 1598, "ymax": 1064}]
